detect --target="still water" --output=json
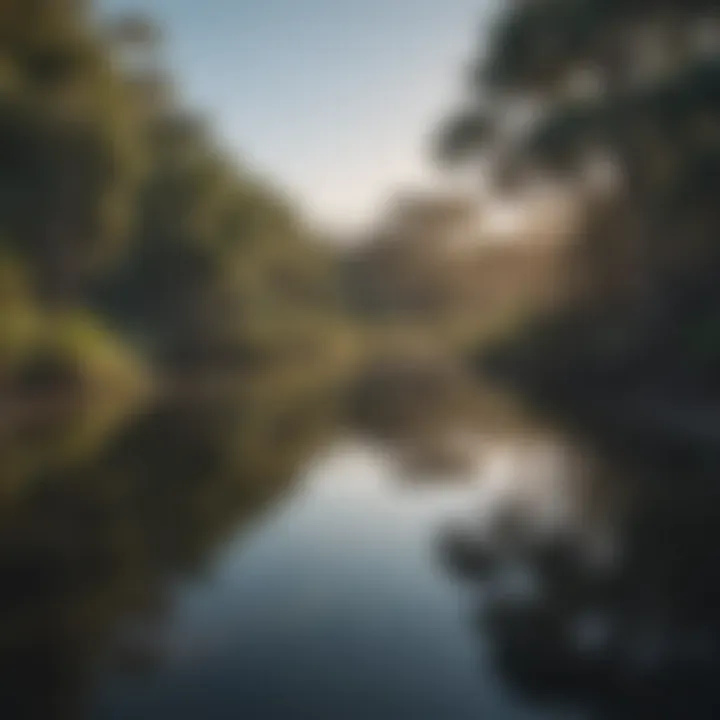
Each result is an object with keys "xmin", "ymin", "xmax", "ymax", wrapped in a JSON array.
[
  {"xmin": 93, "ymin": 443, "xmax": 535, "ymax": 720},
  {"xmin": 3, "ymin": 382, "xmax": 720, "ymax": 719}
]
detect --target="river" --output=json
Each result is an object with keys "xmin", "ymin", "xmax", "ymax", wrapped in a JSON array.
[{"xmin": 2, "ymin": 378, "xmax": 720, "ymax": 719}]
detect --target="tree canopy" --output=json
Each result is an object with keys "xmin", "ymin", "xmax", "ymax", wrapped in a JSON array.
[
  {"xmin": 440, "ymin": 0, "xmax": 720, "ymax": 382},
  {"xmin": 0, "ymin": 0, "xmax": 338, "ymax": 391}
]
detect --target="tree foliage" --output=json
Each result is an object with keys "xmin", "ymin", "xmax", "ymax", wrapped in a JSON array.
[
  {"xmin": 0, "ymin": 1, "xmax": 336, "ymax": 385},
  {"xmin": 442, "ymin": 0, "xmax": 720, "ymax": 382}
]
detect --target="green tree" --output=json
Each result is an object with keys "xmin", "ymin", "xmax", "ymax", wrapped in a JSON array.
[
  {"xmin": 440, "ymin": 0, "xmax": 720, "ymax": 382},
  {"xmin": 0, "ymin": 0, "xmax": 144, "ymax": 302}
]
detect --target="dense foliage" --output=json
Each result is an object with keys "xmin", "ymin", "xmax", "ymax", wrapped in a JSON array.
[
  {"xmin": 0, "ymin": 0, "xmax": 337, "ymax": 402},
  {"xmin": 441, "ymin": 0, "xmax": 720, "ymax": 394}
]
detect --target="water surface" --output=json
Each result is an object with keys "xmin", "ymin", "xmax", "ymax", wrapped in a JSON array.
[{"xmin": 3, "ymin": 386, "xmax": 720, "ymax": 719}]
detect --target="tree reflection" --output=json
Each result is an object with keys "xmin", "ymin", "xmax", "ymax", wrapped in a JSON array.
[
  {"xmin": 0, "ymin": 383, "xmax": 336, "ymax": 720},
  {"xmin": 346, "ymin": 353, "xmax": 553, "ymax": 481},
  {"xmin": 441, "ymin": 442, "xmax": 720, "ymax": 719}
]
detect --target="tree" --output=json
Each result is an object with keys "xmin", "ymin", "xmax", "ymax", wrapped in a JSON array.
[
  {"xmin": 0, "ymin": 0, "xmax": 145, "ymax": 303},
  {"xmin": 441, "ymin": 1, "xmax": 720, "ymax": 309},
  {"xmin": 440, "ymin": 0, "xmax": 720, "ymax": 382},
  {"xmin": 0, "ymin": 0, "xmax": 336, "ymax": 378}
]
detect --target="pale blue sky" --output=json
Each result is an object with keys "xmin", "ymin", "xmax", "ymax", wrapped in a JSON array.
[{"xmin": 99, "ymin": 0, "xmax": 494, "ymax": 231}]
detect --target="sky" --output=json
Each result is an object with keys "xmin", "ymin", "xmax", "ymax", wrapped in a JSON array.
[{"xmin": 99, "ymin": 0, "xmax": 495, "ymax": 233}]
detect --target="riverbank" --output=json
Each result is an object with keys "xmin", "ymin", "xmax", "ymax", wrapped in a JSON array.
[{"xmin": 477, "ymin": 349, "xmax": 720, "ymax": 454}]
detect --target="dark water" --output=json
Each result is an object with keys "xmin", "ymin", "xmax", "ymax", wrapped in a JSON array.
[{"xmin": 3, "ymin": 381, "xmax": 720, "ymax": 720}]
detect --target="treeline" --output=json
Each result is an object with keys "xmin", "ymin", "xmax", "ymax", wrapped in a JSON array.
[
  {"xmin": 0, "ymin": 0, "xmax": 338, "ymax": 408},
  {"xmin": 340, "ymin": 191, "xmax": 570, "ymax": 351},
  {"xmin": 440, "ymin": 0, "xmax": 720, "ymax": 401}
]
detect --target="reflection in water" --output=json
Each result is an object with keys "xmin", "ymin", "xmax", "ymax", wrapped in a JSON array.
[
  {"xmin": 0, "ymin": 384, "xmax": 336, "ymax": 720},
  {"xmin": 442, "ymin": 438, "xmax": 720, "ymax": 719},
  {"xmin": 347, "ymin": 356, "xmax": 551, "ymax": 481},
  {"xmin": 3, "ymin": 371, "xmax": 720, "ymax": 719}
]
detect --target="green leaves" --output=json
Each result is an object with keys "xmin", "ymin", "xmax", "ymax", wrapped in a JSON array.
[{"xmin": 0, "ymin": 0, "xmax": 335, "ymax": 377}]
